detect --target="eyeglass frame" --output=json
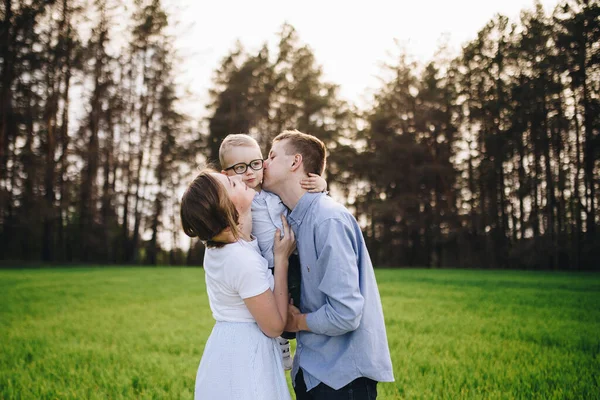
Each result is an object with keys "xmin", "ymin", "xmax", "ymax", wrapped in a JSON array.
[{"xmin": 223, "ymin": 158, "xmax": 264, "ymax": 175}]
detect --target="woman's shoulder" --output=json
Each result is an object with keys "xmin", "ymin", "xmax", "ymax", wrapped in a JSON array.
[
  {"xmin": 205, "ymin": 240, "xmax": 259, "ymax": 263},
  {"xmin": 220, "ymin": 240, "xmax": 270, "ymax": 290},
  {"xmin": 220, "ymin": 240, "xmax": 265, "ymax": 266}
]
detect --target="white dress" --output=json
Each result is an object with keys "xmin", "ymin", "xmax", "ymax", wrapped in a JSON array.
[{"xmin": 194, "ymin": 239, "xmax": 291, "ymax": 400}]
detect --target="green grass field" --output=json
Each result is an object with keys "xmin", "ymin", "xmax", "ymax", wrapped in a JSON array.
[{"xmin": 1, "ymin": 268, "xmax": 599, "ymax": 399}]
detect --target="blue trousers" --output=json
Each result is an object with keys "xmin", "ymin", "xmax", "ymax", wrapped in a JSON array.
[{"xmin": 294, "ymin": 368, "xmax": 378, "ymax": 400}]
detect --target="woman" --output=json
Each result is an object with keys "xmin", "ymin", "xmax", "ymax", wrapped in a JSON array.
[{"xmin": 180, "ymin": 169, "xmax": 294, "ymax": 400}]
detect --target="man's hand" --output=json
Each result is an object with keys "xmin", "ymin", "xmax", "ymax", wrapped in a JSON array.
[{"xmin": 285, "ymin": 304, "xmax": 309, "ymax": 332}]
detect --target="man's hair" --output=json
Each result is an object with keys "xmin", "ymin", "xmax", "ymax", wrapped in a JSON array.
[
  {"xmin": 180, "ymin": 169, "xmax": 240, "ymax": 248},
  {"xmin": 272, "ymin": 130, "xmax": 327, "ymax": 175},
  {"xmin": 219, "ymin": 134, "xmax": 261, "ymax": 169}
]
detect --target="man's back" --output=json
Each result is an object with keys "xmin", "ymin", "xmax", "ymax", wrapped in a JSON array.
[{"xmin": 288, "ymin": 192, "xmax": 394, "ymax": 391}]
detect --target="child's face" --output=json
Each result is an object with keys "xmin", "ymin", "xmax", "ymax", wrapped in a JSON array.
[{"xmin": 221, "ymin": 145, "xmax": 264, "ymax": 190}]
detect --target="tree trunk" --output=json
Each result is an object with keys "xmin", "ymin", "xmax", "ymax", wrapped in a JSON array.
[
  {"xmin": 541, "ymin": 91, "xmax": 556, "ymax": 269},
  {"xmin": 57, "ymin": 14, "xmax": 73, "ymax": 262},
  {"xmin": 0, "ymin": 0, "xmax": 14, "ymax": 223},
  {"xmin": 572, "ymin": 90, "xmax": 583, "ymax": 270},
  {"xmin": 517, "ymin": 136, "xmax": 527, "ymax": 240},
  {"xmin": 147, "ymin": 143, "xmax": 167, "ymax": 265},
  {"xmin": 582, "ymin": 72, "xmax": 595, "ymax": 237},
  {"xmin": 101, "ymin": 108, "xmax": 115, "ymax": 263}
]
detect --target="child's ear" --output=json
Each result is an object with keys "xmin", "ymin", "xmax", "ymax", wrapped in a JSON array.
[{"xmin": 220, "ymin": 170, "xmax": 227, "ymax": 175}]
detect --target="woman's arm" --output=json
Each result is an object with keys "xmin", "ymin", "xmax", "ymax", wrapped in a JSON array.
[{"xmin": 244, "ymin": 215, "xmax": 295, "ymax": 338}]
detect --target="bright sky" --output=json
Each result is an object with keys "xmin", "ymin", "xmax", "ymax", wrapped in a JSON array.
[
  {"xmin": 159, "ymin": 0, "xmax": 562, "ymax": 250},
  {"xmin": 168, "ymin": 0, "xmax": 560, "ymax": 118}
]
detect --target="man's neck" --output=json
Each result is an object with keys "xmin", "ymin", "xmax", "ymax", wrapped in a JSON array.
[{"xmin": 276, "ymin": 180, "xmax": 306, "ymax": 210}]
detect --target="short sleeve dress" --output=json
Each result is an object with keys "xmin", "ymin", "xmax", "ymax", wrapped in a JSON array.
[{"xmin": 194, "ymin": 239, "xmax": 291, "ymax": 400}]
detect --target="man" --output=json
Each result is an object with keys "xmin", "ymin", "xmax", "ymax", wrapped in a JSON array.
[{"xmin": 263, "ymin": 130, "xmax": 394, "ymax": 400}]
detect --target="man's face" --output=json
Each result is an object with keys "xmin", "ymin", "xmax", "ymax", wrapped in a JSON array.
[
  {"xmin": 263, "ymin": 140, "xmax": 294, "ymax": 191},
  {"xmin": 221, "ymin": 145, "xmax": 264, "ymax": 190}
]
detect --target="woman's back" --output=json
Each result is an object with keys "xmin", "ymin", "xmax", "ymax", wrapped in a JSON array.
[{"xmin": 203, "ymin": 239, "xmax": 273, "ymax": 322}]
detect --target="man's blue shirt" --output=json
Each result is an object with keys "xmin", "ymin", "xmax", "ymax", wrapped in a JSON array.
[{"xmin": 288, "ymin": 192, "xmax": 394, "ymax": 391}]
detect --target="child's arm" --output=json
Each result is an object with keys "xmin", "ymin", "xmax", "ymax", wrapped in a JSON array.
[{"xmin": 300, "ymin": 173, "xmax": 328, "ymax": 193}]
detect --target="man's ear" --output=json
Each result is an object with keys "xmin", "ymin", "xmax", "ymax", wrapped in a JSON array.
[{"xmin": 290, "ymin": 154, "xmax": 302, "ymax": 171}]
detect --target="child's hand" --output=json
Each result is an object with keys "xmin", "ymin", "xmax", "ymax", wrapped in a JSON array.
[
  {"xmin": 300, "ymin": 173, "xmax": 327, "ymax": 193},
  {"xmin": 273, "ymin": 214, "xmax": 296, "ymax": 263}
]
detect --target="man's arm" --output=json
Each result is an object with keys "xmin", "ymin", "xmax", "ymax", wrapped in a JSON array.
[{"xmin": 287, "ymin": 216, "xmax": 365, "ymax": 336}]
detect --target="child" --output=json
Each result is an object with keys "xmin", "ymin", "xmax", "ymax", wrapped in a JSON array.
[{"xmin": 219, "ymin": 134, "xmax": 327, "ymax": 371}]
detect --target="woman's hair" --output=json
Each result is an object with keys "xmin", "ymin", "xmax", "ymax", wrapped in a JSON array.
[{"xmin": 180, "ymin": 169, "xmax": 240, "ymax": 248}]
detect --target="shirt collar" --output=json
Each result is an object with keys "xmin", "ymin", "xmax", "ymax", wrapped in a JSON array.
[
  {"xmin": 253, "ymin": 189, "xmax": 284, "ymax": 206},
  {"xmin": 288, "ymin": 192, "xmax": 322, "ymax": 227},
  {"xmin": 254, "ymin": 190, "xmax": 265, "ymax": 200},
  {"xmin": 253, "ymin": 190, "xmax": 269, "ymax": 205}
]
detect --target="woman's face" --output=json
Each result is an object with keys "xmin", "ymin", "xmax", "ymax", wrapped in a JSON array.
[{"xmin": 212, "ymin": 173, "xmax": 255, "ymax": 214}]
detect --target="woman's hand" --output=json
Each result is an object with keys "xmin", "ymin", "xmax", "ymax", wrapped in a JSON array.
[
  {"xmin": 300, "ymin": 173, "xmax": 327, "ymax": 193},
  {"xmin": 273, "ymin": 214, "xmax": 296, "ymax": 264}
]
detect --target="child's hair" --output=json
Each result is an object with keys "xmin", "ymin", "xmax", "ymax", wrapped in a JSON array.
[
  {"xmin": 180, "ymin": 169, "xmax": 241, "ymax": 248},
  {"xmin": 219, "ymin": 134, "xmax": 261, "ymax": 169},
  {"xmin": 273, "ymin": 130, "xmax": 327, "ymax": 176}
]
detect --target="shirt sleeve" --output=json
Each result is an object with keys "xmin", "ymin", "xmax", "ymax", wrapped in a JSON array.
[
  {"xmin": 227, "ymin": 248, "xmax": 272, "ymax": 299},
  {"xmin": 305, "ymin": 217, "xmax": 365, "ymax": 336}
]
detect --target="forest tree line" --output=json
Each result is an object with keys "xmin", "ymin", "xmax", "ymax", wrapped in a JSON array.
[{"xmin": 0, "ymin": 0, "xmax": 598, "ymax": 269}]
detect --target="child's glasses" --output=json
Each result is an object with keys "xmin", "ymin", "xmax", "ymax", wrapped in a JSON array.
[{"xmin": 224, "ymin": 159, "xmax": 264, "ymax": 174}]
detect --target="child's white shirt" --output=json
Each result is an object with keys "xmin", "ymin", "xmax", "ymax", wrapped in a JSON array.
[{"xmin": 251, "ymin": 190, "xmax": 288, "ymax": 269}]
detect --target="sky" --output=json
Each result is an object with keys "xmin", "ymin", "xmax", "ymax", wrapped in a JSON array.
[
  {"xmin": 168, "ymin": 0, "xmax": 561, "ymax": 118},
  {"xmin": 157, "ymin": 0, "xmax": 565, "ymax": 250}
]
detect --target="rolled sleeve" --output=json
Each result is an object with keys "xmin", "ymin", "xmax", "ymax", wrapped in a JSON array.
[{"xmin": 305, "ymin": 218, "xmax": 364, "ymax": 336}]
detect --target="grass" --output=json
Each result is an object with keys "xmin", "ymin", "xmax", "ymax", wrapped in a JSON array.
[{"xmin": 1, "ymin": 267, "xmax": 599, "ymax": 399}]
